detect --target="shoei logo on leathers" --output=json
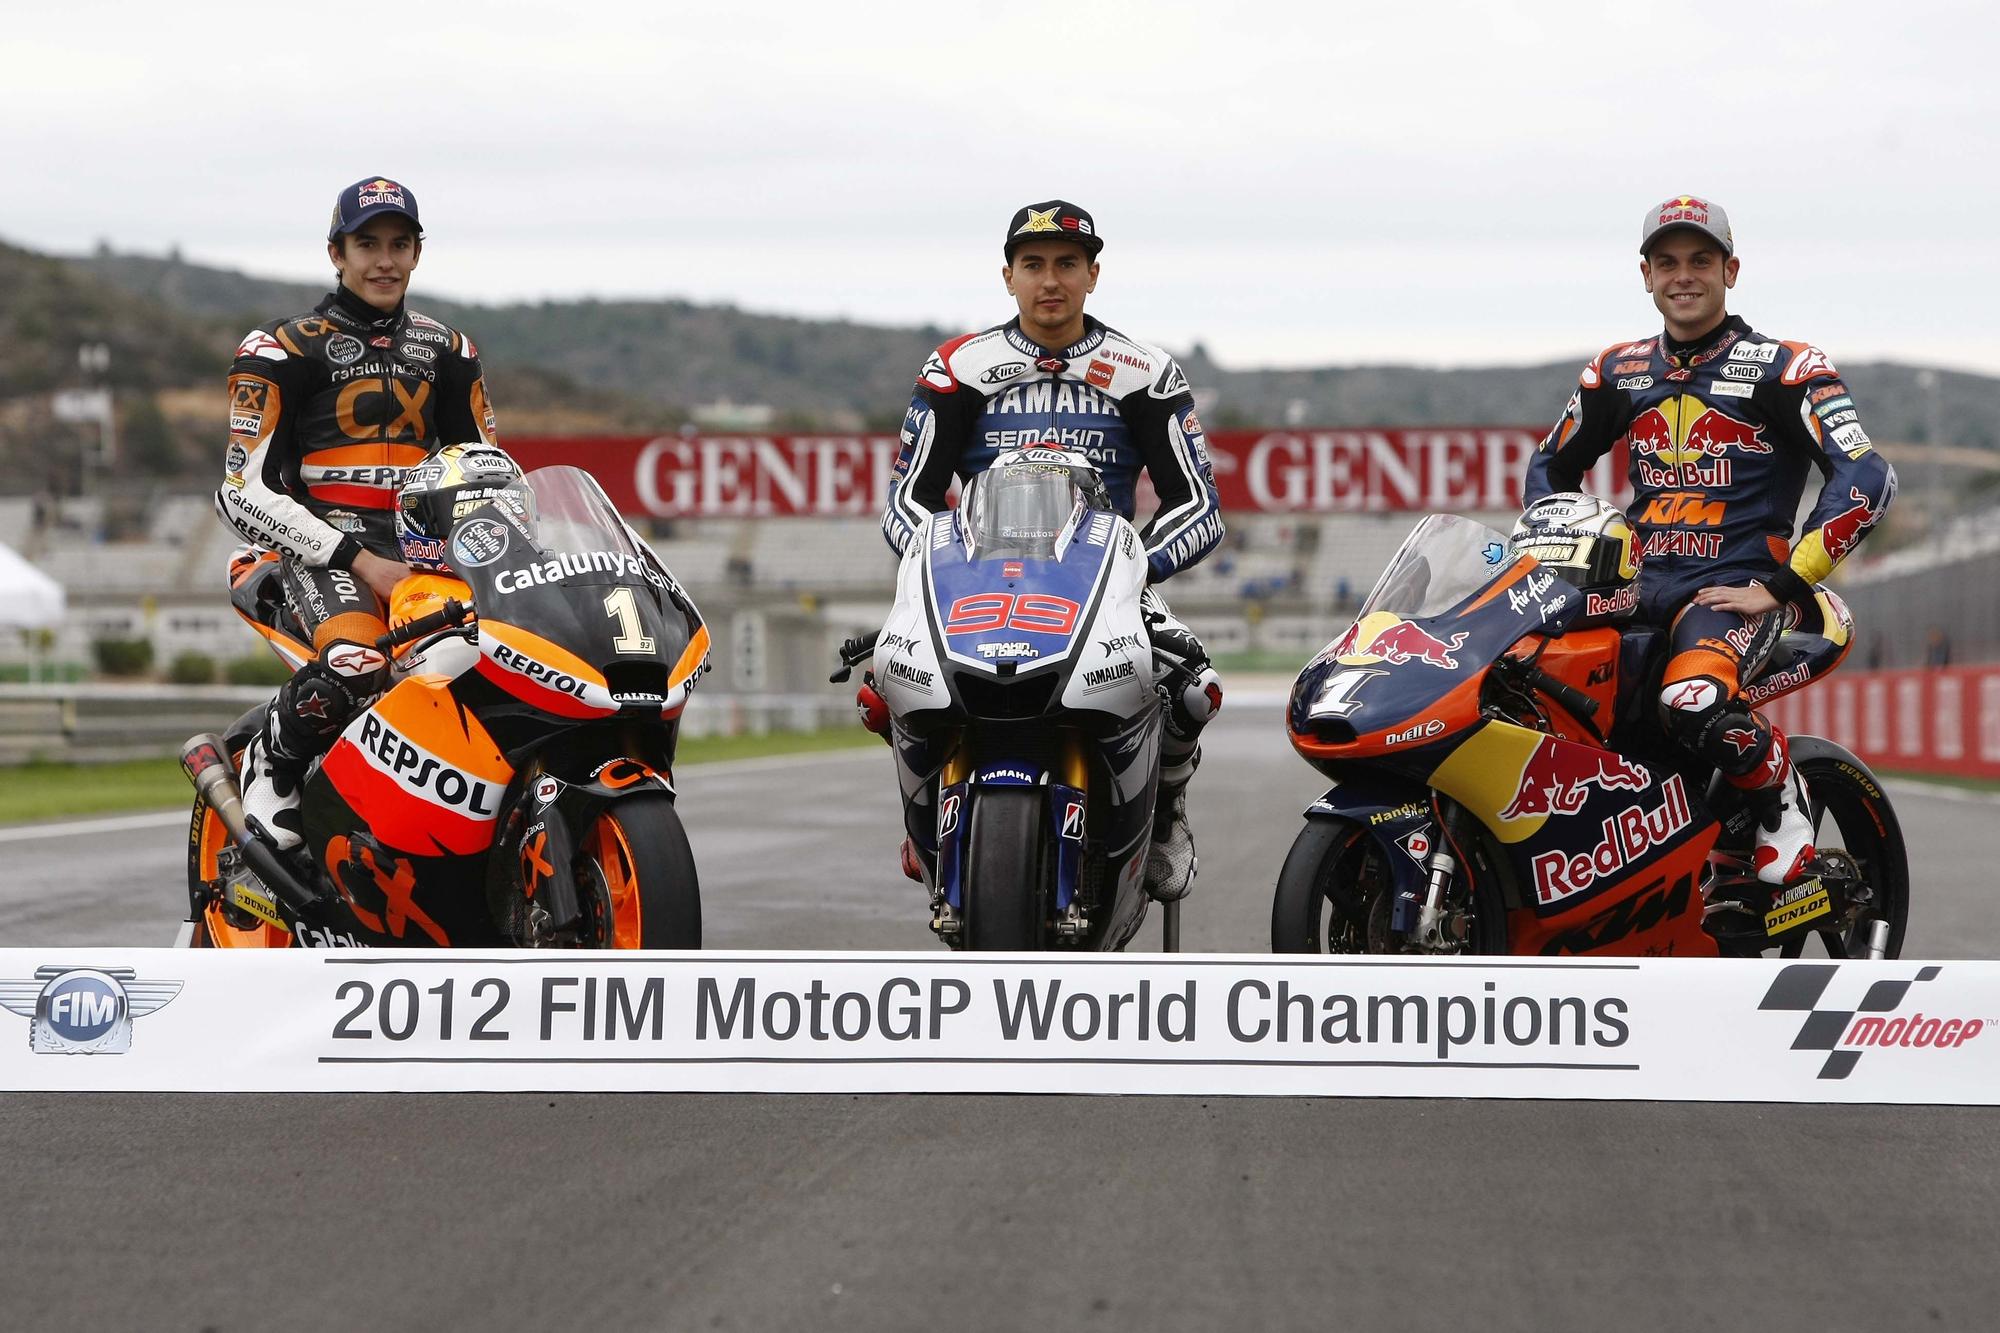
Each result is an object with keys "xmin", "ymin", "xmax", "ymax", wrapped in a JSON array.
[{"xmin": 494, "ymin": 551, "xmax": 667, "ymax": 595}]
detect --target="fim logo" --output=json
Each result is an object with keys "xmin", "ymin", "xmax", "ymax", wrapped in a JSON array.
[
  {"xmin": 1759, "ymin": 963, "xmax": 1985, "ymax": 1080},
  {"xmin": 0, "ymin": 966, "xmax": 183, "ymax": 1055}
]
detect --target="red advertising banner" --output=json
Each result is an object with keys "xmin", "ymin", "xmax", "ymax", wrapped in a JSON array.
[
  {"xmin": 1764, "ymin": 666, "xmax": 2000, "ymax": 781},
  {"xmin": 503, "ymin": 430, "xmax": 1632, "ymax": 519}
]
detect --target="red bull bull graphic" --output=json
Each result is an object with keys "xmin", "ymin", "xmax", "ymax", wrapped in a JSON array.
[
  {"xmin": 1627, "ymin": 394, "xmax": 1770, "ymax": 469},
  {"xmin": 1530, "ymin": 773, "xmax": 1695, "ymax": 905},
  {"xmin": 1332, "ymin": 620, "xmax": 1468, "ymax": 669},
  {"xmin": 1820, "ymin": 486, "xmax": 1882, "ymax": 563},
  {"xmin": 1498, "ymin": 737, "xmax": 1652, "ymax": 823}
]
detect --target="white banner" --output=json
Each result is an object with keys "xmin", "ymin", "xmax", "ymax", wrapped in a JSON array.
[{"xmin": 2, "ymin": 950, "xmax": 1996, "ymax": 1102}]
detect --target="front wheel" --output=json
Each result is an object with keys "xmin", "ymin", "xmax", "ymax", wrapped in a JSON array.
[
  {"xmin": 962, "ymin": 787, "xmax": 1047, "ymax": 950},
  {"xmin": 1271, "ymin": 816, "xmax": 1507, "ymax": 954},
  {"xmin": 577, "ymin": 793, "xmax": 702, "ymax": 948},
  {"xmin": 1271, "ymin": 819, "xmax": 1397, "ymax": 953}
]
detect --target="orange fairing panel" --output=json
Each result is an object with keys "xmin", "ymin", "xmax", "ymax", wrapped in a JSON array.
[
  {"xmin": 319, "ymin": 676, "xmax": 515, "ymax": 857},
  {"xmin": 475, "ymin": 619, "xmax": 620, "ymax": 719}
]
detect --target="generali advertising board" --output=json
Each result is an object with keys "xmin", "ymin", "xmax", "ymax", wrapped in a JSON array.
[{"xmin": 504, "ymin": 430, "xmax": 1633, "ymax": 518}]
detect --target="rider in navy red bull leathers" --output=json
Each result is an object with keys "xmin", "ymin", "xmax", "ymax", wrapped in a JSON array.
[
  {"xmin": 1525, "ymin": 193, "xmax": 1896, "ymax": 886},
  {"xmin": 881, "ymin": 200, "xmax": 1225, "ymax": 902}
]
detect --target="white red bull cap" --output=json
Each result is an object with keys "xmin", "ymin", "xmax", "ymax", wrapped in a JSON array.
[{"xmin": 1640, "ymin": 194, "xmax": 1733, "ymax": 257}]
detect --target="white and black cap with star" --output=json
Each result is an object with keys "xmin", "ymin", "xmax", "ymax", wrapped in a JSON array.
[{"xmin": 1004, "ymin": 200, "xmax": 1103, "ymax": 260}]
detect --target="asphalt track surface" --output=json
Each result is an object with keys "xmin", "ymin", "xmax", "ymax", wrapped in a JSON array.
[{"xmin": 4, "ymin": 706, "xmax": 1998, "ymax": 1330}]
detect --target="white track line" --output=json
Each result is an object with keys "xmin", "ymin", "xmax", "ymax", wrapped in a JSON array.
[{"xmin": 0, "ymin": 810, "xmax": 189, "ymax": 843}]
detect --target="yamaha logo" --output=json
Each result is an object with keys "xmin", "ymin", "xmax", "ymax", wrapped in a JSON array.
[{"xmin": 0, "ymin": 966, "xmax": 183, "ymax": 1054}]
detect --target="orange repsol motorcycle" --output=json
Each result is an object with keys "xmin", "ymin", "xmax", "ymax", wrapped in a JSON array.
[
  {"xmin": 179, "ymin": 464, "xmax": 708, "ymax": 949},
  {"xmin": 1272, "ymin": 513, "xmax": 1907, "ymax": 959}
]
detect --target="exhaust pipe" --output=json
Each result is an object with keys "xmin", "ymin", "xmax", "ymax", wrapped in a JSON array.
[{"xmin": 179, "ymin": 734, "xmax": 321, "ymax": 919}]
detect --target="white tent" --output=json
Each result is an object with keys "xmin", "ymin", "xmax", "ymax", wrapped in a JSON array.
[
  {"xmin": 1, "ymin": 542, "xmax": 65, "ymax": 681},
  {"xmin": 0, "ymin": 540, "xmax": 64, "ymax": 629}
]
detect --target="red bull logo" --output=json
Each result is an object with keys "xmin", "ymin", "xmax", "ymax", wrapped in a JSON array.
[
  {"xmin": 1498, "ymin": 737, "xmax": 1652, "ymax": 823},
  {"xmin": 356, "ymin": 179, "xmax": 407, "ymax": 208},
  {"xmin": 1334, "ymin": 620, "xmax": 1468, "ymax": 669},
  {"xmin": 1627, "ymin": 394, "xmax": 1769, "ymax": 465},
  {"xmin": 1820, "ymin": 486, "xmax": 1881, "ymax": 562},
  {"xmin": 1530, "ymin": 773, "xmax": 1694, "ymax": 905},
  {"xmin": 1657, "ymin": 196, "xmax": 1710, "ymax": 225}
]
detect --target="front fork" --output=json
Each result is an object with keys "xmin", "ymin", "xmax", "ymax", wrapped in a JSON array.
[
  {"xmin": 929, "ymin": 729, "xmax": 1090, "ymax": 946},
  {"xmin": 1413, "ymin": 846, "xmax": 1462, "ymax": 952}
]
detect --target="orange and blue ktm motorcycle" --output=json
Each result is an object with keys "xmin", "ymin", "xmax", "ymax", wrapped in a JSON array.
[
  {"xmin": 180, "ymin": 465, "xmax": 708, "ymax": 949},
  {"xmin": 1272, "ymin": 513, "xmax": 1907, "ymax": 959}
]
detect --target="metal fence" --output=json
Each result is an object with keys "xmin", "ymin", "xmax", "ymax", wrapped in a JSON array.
[{"xmin": 0, "ymin": 685, "xmax": 856, "ymax": 766}]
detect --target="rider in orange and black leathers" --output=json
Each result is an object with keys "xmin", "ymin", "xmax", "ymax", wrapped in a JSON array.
[
  {"xmin": 216, "ymin": 176, "xmax": 500, "ymax": 852},
  {"xmin": 1525, "ymin": 194, "xmax": 1896, "ymax": 887}
]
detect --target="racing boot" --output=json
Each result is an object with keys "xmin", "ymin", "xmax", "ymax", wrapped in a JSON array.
[
  {"xmin": 1751, "ymin": 757, "xmax": 1817, "ymax": 886},
  {"xmin": 239, "ymin": 704, "xmax": 310, "ymax": 853},
  {"xmin": 1726, "ymin": 725, "xmax": 1815, "ymax": 886},
  {"xmin": 240, "ymin": 652, "xmax": 376, "ymax": 854},
  {"xmin": 1143, "ymin": 774, "xmax": 1198, "ymax": 903}
]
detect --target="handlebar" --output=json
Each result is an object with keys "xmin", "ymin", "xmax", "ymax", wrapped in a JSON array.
[
  {"xmin": 375, "ymin": 599, "xmax": 472, "ymax": 654},
  {"xmin": 1496, "ymin": 652, "xmax": 1600, "ymax": 722},
  {"xmin": 829, "ymin": 630, "xmax": 880, "ymax": 684}
]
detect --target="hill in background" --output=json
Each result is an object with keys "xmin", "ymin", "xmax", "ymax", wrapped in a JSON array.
[{"xmin": 3, "ymin": 238, "xmax": 1996, "ymax": 494}]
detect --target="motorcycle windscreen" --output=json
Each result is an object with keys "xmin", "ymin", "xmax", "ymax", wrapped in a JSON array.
[{"xmin": 447, "ymin": 466, "xmax": 704, "ymax": 715}]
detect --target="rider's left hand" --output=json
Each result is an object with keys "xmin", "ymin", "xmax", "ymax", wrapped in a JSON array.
[{"xmin": 1692, "ymin": 580, "xmax": 1780, "ymax": 616}]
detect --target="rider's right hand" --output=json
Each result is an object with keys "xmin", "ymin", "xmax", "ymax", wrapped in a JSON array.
[{"xmin": 350, "ymin": 549, "xmax": 415, "ymax": 603}]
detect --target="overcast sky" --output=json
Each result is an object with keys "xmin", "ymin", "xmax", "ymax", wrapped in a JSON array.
[{"xmin": 7, "ymin": 1, "xmax": 1994, "ymax": 373}]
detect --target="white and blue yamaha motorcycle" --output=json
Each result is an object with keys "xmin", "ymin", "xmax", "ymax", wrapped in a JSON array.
[{"xmin": 835, "ymin": 447, "xmax": 1177, "ymax": 951}]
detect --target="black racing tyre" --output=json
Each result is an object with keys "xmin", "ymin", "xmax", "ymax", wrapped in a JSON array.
[
  {"xmin": 963, "ymin": 787, "xmax": 1046, "ymax": 950},
  {"xmin": 1271, "ymin": 815, "xmax": 1508, "ymax": 954},
  {"xmin": 1791, "ymin": 752, "xmax": 1910, "ymax": 959},
  {"xmin": 579, "ymin": 793, "xmax": 702, "ymax": 949},
  {"xmin": 1271, "ymin": 819, "xmax": 1379, "ymax": 953}
]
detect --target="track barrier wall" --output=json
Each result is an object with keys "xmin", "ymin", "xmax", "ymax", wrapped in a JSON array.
[
  {"xmin": 4, "ymin": 950, "xmax": 1996, "ymax": 1102},
  {"xmin": 1763, "ymin": 665, "xmax": 2000, "ymax": 781}
]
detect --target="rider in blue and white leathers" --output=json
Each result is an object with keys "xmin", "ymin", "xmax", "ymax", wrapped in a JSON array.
[{"xmin": 881, "ymin": 199, "xmax": 1224, "ymax": 901}]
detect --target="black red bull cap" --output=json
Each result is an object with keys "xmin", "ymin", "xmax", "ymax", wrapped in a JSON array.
[
  {"xmin": 1640, "ymin": 194, "xmax": 1732, "ymax": 257},
  {"xmin": 1005, "ymin": 199, "xmax": 1103, "ymax": 260},
  {"xmin": 329, "ymin": 176, "xmax": 422, "ymax": 242}
]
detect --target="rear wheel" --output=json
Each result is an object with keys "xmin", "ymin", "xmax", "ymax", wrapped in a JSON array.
[
  {"xmin": 186, "ymin": 790, "xmax": 290, "ymax": 949},
  {"xmin": 963, "ymin": 787, "xmax": 1046, "ymax": 950},
  {"xmin": 1785, "ymin": 755, "xmax": 1909, "ymax": 959},
  {"xmin": 578, "ymin": 793, "xmax": 702, "ymax": 949}
]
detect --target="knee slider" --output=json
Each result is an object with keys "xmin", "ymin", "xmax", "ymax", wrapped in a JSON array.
[
  {"xmin": 1658, "ymin": 676, "xmax": 1767, "ymax": 776},
  {"xmin": 1165, "ymin": 665, "xmax": 1222, "ymax": 742}
]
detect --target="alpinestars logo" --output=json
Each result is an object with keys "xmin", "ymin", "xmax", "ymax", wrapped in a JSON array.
[{"xmin": 1759, "ymin": 964, "xmax": 1986, "ymax": 1080}]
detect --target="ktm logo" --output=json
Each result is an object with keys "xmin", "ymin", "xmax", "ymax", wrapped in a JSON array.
[
  {"xmin": 1639, "ymin": 492, "xmax": 1727, "ymax": 527},
  {"xmin": 1539, "ymin": 874, "xmax": 1694, "ymax": 955}
]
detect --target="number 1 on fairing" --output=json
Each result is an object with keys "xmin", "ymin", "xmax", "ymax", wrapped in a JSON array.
[{"xmin": 603, "ymin": 586, "xmax": 655, "ymax": 654}]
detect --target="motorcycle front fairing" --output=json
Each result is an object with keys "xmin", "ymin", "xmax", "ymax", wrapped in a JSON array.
[
  {"xmin": 876, "ymin": 481, "xmax": 1158, "ymax": 947},
  {"xmin": 298, "ymin": 466, "xmax": 703, "ymax": 945}
]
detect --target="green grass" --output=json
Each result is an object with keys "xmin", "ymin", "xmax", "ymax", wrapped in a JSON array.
[{"xmin": 0, "ymin": 728, "xmax": 880, "ymax": 825}]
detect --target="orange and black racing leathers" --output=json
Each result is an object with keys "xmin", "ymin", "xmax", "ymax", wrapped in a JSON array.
[
  {"xmin": 1524, "ymin": 313, "xmax": 1897, "ymax": 790},
  {"xmin": 216, "ymin": 283, "xmax": 501, "ymax": 757}
]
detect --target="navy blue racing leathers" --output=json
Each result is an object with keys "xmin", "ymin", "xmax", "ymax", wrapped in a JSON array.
[
  {"xmin": 881, "ymin": 316, "xmax": 1224, "ymax": 583},
  {"xmin": 1525, "ymin": 314, "xmax": 1896, "ymax": 620}
]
